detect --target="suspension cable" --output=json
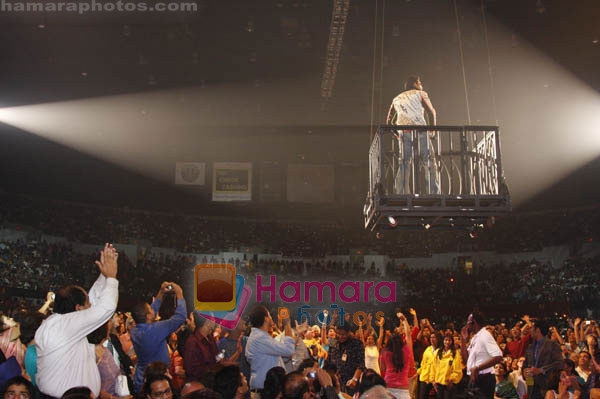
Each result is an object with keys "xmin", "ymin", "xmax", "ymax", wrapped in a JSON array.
[
  {"xmin": 377, "ymin": 0, "xmax": 386, "ymax": 130},
  {"xmin": 480, "ymin": 0, "xmax": 499, "ymax": 125},
  {"xmin": 453, "ymin": 0, "xmax": 472, "ymax": 124},
  {"xmin": 369, "ymin": 0, "xmax": 379, "ymax": 142}
]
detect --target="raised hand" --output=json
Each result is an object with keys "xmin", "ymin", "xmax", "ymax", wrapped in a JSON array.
[
  {"xmin": 95, "ymin": 243, "xmax": 118, "ymax": 279},
  {"xmin": 295, "ymin": 319, "xmax": 310, "ymax": 335}
]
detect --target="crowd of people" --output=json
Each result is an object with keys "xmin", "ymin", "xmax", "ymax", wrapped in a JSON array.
[
  {"xmin": 1, "ymin": 193, "xmax": 599, "ymax": 258},
  {"xmin": 1, "ymin": 193, "xmax": 600, "ymax": 398},
  {"xmin": 1, "ymin": 236, "xmax": 599, "ymax": 324},
  {"xmin": 2, "ymin": 264, "xmax": 600, "ymax": 399}
]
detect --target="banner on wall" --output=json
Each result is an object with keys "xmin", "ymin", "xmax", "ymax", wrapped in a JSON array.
[
  {"xmin": 212, "ymin": 162, "xmax": 252, "ymax": 201},
  {"xmin": 174, "ymin": 162, "xmax": 206, "ymax": 186}
]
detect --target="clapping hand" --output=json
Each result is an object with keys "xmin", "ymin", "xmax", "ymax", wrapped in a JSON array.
[{"xmin": 95, "ymin": 243, "xmax": 118, "ymax": 279}]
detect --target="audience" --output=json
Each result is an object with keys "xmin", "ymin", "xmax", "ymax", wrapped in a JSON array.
[{"xmin": 1, "ymin": 193, "xmax": 600, "ymax": 399}]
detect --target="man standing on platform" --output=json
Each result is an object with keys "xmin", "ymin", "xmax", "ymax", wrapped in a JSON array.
[{"xmin": 386, "ymin": 75, "xmax": 439, "ymax": 195}]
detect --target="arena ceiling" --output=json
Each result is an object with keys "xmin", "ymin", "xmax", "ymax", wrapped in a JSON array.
[{"xmin": 0, "ymin": 0, "xmax": 598, "ymax": 214}]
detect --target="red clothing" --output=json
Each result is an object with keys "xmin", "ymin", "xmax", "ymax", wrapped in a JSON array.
[
  {"xmin": 411, "ymin": 326, "xmax": 419, "ymax": 343},
  {"xmin": 169, "ymin": 348, "xmax": 185, "ymax": 389},
  {"xmin": 183, "ymin": 330, "xmax": 218, "ymax": 381},
  {"xmin": 506, "ymin": 334, "xmax": 531, "ymax": 359}
]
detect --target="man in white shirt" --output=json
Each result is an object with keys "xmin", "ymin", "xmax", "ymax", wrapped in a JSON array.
[
  {"xmin": 460, "ymin": 311, "xmax": 503, "ymax": 399},
  {"xmin": 386, "ymin": 75, "xmax": 439, "ymax": 195},
  {"xmin": 35, "ymin": 243, "xmax": 119, "ymax": 398}
]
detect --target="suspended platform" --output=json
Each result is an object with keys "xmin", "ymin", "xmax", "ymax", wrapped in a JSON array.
[{"xmin": 364, "ymin": 125, "xmax": 511, "ymax": 231}]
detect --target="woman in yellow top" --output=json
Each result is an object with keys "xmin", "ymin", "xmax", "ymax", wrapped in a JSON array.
[
  {"xmin": 418, "ymin": 332, "xmax": 442, "ymax": 399},
  {"xmin": 432, "ymin": 333, "xmax": 463, "ymax": 399}
]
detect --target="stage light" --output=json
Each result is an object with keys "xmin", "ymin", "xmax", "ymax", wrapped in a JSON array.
[
  {"xmin": 424, "ymin": 223, "xmax": 431, "ymax": 230},
  {"xmin": 388, "ymin": 216, "xmax": 398, "ymax": 227}
]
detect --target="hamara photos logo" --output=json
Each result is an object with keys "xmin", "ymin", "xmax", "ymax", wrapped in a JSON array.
[
  {"xmin": 194, "ymin": 264, "xmax": 251, "ymax": 329},
  {"xmin": 194, "ymin": 263, "xmax": 397, "ymax": 329}
]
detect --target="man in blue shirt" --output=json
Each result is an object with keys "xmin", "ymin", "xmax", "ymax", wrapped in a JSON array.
[
  {"xmin": 245, "ymin": 305, "xmax": 296, "ymax": 397},
  {"xmin": 131, "ymin": 282, "xmax": 187, "ymax": 392}
]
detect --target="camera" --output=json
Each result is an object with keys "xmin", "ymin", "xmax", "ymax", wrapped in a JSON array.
[{"xmin": 308, "ymin": 371, "xmax": 316, "ymax": 378}]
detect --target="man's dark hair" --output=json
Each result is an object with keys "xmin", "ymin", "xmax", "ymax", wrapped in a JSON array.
[
  {"xmin": 14, "ymin": 309, "xmax": 45, "ymax": 345},
  {"xmin": 61, "ymin": 386, "xmax": 92, "ymax": 399},
  {"xmin": 403, "ymin": 75, "xmax": 421, "ymax": 91},
  {"xmin": 247, "ymin": 305, "xmax": 269, "ymax": 329},
  {"xmin": 263, "ymin": 367, "xmax": 286, "ymax": 399},
  {"xmin": 283, "ymin": 371, "xmax": 310, "ymax": 399},
  {"xmin": 184, "ymin": 389, "xmax": 222, "ymax": 399},
  {"xmin": 297, "ymin": 359, "xmax": 317, "ymax": 373},
  {"xmin": 358, "ymin": 368, "xmax": 386, "ymax": 394},
  {"xmin": 0, "ymin": 376, "xmax": 34, "ymax": 399},
  {"xmin": 564, "ymin": 358, "xmax": 576, "ymax": 372},
  {"xmin": 336, "ymin": 323, "xmax": 352, "ymax": 333},
  {"xmin": 471, "ymin": 311, "xmax": 487, "ymax": 328},
  {"xmin": 193, "ymin": 312, "xmax": 210, "ymax": 329},
  {"xmin": 495, "ymin": 362, "xmax": 508, "ymax": 373},
  {"xmin": 213, "ymin": 365, "xmax": 242, "ymax": 398},
  {"xmin": 534, "ymin": 320, "xmax": 550, "ymax": 336},
  {"xmin": 143, "ymin": 374, "xmax": 173, "ymax": 398},
  {"xmin": 54, "ymin": 286, "xmax": 88, "ymax": 314},
  {"xmin": 87, "ymin": 321, "xmax": 109, "ymax": 345},
  {"xmin": 143, "ymin": 361, "xmax": 169, "ymax": 382},
  {"xmin": 131, "ymin": 301, "xmax": 150, "ymax": 324},
  {"xmin": 322, "ymin": 363, "xmax": 337, "ymax": 373}
]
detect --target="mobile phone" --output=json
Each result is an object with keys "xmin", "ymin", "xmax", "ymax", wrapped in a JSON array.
[
  {"xmin": 166, "ymin": 284, "xmax": 173, "ymax": 290},
  {"xmin": 585, "ymin": 321, "xmax": 591, "ymax": 325},
  {"xmin": 51, "ymin": 293, "xmax": 55, "ymax": 301},
  {"xmin": 308, "ymin": 371, "xmax": 316, "ymax": 378}
]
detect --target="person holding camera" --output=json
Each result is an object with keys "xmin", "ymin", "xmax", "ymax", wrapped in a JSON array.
[{"xmin": 130, "ymin": 282, "xmax": 186, "ymax": 393}]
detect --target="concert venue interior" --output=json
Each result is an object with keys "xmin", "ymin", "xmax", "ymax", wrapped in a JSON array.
[{"xmin": 0, "ymin": 0, "xmax": 599, "ymax": 322}]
